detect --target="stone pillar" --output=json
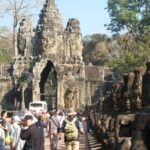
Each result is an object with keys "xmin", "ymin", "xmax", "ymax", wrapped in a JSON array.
[
  {"xmin": 57, "ymin": 80, "xmax": 60, "ymax": 108},
  {"xmin": 87, "ymin": 81, "xmax": 91, "ymax": 105},
  {"xmin": 21, "ymin": 86, "xmax": 26, "ymax": 111},
  {"xmin": 32, "ymin": 79, "xmax": 40, "ymax": 101},
  {"xmin": 57, "ymin": 80, "xmax": 64, "ymax": 109}
]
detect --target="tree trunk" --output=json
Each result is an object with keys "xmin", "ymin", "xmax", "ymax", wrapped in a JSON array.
[
  {"xmin": 13, "ymin": 14, "xmax": 18, "ymax": 56},
  {"xmin": 13, "ymin": 26, "xmax": 18, "ymax": 56}
]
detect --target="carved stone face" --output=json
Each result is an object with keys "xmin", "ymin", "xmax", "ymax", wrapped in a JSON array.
[
  {"xmin": 125, "ymin": 99, "xmax": 131, "ymax": 111},
  {"xmin": 135, "ymin": 101, "xmax": 141, "ymax": 110}
]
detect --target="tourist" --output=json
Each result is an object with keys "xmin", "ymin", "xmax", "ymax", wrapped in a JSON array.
[
  {"xmin": 0, "ymin": 110, "xmax": 9, "ymax": 149},
  {"xmin": 36, "ymin": 115, "xmax": 47, "ymax": 138},
  {"xmin": 24, "ymin": 109, "xmax": 38, "ymax": 123},
  {"xmin": 47, "ymin": 110, "xmax": 60, "ymax": 150},
  {"xmin": 20, "ymin": 115, "xmax": 44, "ymax": 150},
  {"xmin": 86, "ymin": 109, "xmax": 93, "ymax": 133},
  {"xmin": 61, "ymin": 108, "xmax": 84, "ymax": 150},
  {"xmin": 0, "ymin": 110, "xmax": 9, "ymax": 132},
  {"xmin": 0, "ymin": 119, "xmax": 5, "ymax": 150},
  {"xmin": 10, "ymin": 115, "xmax": 25, "ymax": 150},
  {"xmin": 57, "ymin": 110, "xmax": 65, "ymax": 140}
]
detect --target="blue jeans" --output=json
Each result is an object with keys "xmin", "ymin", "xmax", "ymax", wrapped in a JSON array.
[{"xmin": 0, "ymin": 139, "xmax": 4, "ymax": 150}]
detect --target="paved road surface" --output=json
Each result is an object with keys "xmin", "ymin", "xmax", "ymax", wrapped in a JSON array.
[
  {"xmin": 5, "ymin": 118, "xmax": 102, "ymax": 150},
  {"xmin": 44, "ymin": 133, "xmax": 90, "ymax": 150},
  {"xmin": 44, "ymin": 121, "xmax": 103, "ymax": 150}
]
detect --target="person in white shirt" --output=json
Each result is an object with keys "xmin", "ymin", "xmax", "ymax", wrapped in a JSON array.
[
  {"xmin": 57, "ymin": 110, "xmax": 65, "ymax": 140},
  {"xmin": 10, "ymin": 115, "xmax": 25, "ymax": 150},
  {"xmin": 0, "ymin": 119, "xmax": 5, "ymax": 150}
]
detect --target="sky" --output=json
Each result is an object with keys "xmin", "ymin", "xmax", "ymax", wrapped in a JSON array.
[
  {"xmin": 56, "ymin": 0, "xmax": 111, "ymax": 36},
  {"xmin": 0, "ymin": 0, "xmax": 112, "ymax": 37}
]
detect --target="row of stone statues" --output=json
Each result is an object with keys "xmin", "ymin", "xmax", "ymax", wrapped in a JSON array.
[{"xmin": 85, "ymin": 61, "xmax": 150, "ymax": 150}]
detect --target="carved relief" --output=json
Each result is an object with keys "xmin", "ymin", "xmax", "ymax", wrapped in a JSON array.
[{"xmin": 62, "ymin": 72, "xmax": 79, "ymax": 110}]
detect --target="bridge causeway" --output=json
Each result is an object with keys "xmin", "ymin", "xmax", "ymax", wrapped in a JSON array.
[{"xmin": 44, "ymin": 122, "xmax": 101, "ymax": 150}]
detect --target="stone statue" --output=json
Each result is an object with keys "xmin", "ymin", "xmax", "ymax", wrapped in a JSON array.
[
  {"xmin": 17, "ymin": 20, "xmax": 26, "ymax": 55},
  {"xmin": 131, "ymin": 113, "xmax": 150, "ymax": 150},
  {"xmin": 17, "ymin": 18, "xmax": 33, "ymax": 56},
  {"xmin": 64, "ymin": 87, "xmax": 79, "ymax": 109},
  {"xmin": 111, "ymin": 83, "xmax": 120, "ymax": 112},
  {"xmin": 142, "ymin": 62, "xmax": 150, "ymax": 109},
  {"xmin": 131, "ymin": 67, "xmax": 143, "ymax": 111},
  {"xmin": 116, "ymin": 81, "xmax": 124, "ymax": 112},
  {"xmin": 121, "ymin": 73, "xmax": 134, "ymax": 112}
]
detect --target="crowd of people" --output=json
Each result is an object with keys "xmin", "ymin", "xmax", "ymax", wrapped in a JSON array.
[{"xmin": 0, "ymin": 108, "xmax": 85, "ymax": 150}]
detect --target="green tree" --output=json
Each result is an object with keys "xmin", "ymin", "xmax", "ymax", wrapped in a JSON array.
[
  {"xmin": 82, "ymin": 34, "xmax": 109, "ymax": 65},
  {"xmin": 0, "ymin": 26, "xmax": 13, "ymax": 64},
  {"xmin": 106, "ymin": 31, "xmax": 150, "ymax": 79},
  {"xmin": 0, "ymin": 0, "xmax": 45, "ymax": 57},
  {"xmin": 106, "ymin": 0, "xmax": 150, "ymax": 41}
]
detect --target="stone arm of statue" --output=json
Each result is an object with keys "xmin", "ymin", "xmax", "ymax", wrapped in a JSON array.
[{"xmin": 114, "ymin": 116, "xmax": 121, "ymax": 143}]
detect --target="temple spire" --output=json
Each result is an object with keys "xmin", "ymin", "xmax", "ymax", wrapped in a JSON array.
[
  {"xmin": 51, "ymin": 0, "xmax": 55, "ymax": 4},
  {"xmin": 46, "ymin": 0, "xmax": 55, "ymax": 6}
]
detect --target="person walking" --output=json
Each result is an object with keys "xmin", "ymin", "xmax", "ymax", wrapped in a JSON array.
[
  {"xmin": 0, "ymin": 119, "xmax": 5, "ymax": 150},
  {"xmin": 36, "ymin": 115, "xmax": 46, "ymax": 138},
  {"xmin": 57, "ymin": 111, "xmax": 65, "ymax": 140},
  {"xmin": 61, "ymin": 108, "xmax": 84, "ymax": 150},
  {"xmin": 47, "ymin": 110, "xmax": 60, "ymax": 150},
  {"xmin": 0, "ymin": 110, "xmax": 9, "ymax": 132},
  {"xmin": 10, "ymin": 115, "xmax": 25, "ymax": 150},
  {"xmin": 20, "ymin": 115, "xmax": 44, "ymax": 150}
]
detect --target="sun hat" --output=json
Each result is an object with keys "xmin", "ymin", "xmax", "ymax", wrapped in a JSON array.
[{"xmin": 67, "ymin": 108, "xmax": 77, "ymax": 116}]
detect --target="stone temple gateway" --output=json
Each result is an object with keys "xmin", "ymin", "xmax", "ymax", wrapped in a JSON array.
[{"xmin": 0, "ymin": 0, "xmax": 116, "ymax": 111}]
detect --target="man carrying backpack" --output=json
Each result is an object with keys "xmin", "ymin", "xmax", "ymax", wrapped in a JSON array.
[
  {"xmin": 61, "ymin": 108, "xmax": 84, "ymax": 150},
  {"xmin": 47, "ymin": 110, "xmax": 60, "ymax": 150}
]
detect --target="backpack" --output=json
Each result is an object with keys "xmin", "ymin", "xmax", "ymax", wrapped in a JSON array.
[{"xmin": 64, "ymin": 119, "xmax": 78, "ymax": 141}]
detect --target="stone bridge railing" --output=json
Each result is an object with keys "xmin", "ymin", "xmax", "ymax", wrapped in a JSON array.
[{"xmin": 85, "ymin": 61, "xmax": 150, "ymax": 150}]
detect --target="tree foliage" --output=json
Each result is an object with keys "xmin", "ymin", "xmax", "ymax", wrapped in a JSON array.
[
  {"xmin": 0, "ymin": 0, "xmax": 45, "ymax": 56},
  {"xmin": 83, "ymin": 31, "xmax": 150, "ymax": 79},
  {"xmin": 82, "ymin": 34, "xmax": 111, "ymax": 65},
  {"xmin": 106, "ymin": 0, "xmax": 150, "ymax": 41},
  {"xmin": 106, "ymin": 31, "xmax": 150, "ymax": 78},
  {"xmin": 0, "ymin": 26, "xmax": 13, "ymax": 64}
]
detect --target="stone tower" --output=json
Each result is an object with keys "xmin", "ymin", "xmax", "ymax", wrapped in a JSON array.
[
  {"xmin": 30, "ymin": 0, "xmax": 86, "ymax": 110},
  {"xmin": 34, "ymin": 0, "xmax": 63, "ymax": 61},
  {"xmin": 1, "ymin": 0, "xmax": 115, "ymax": 111},
  {"xmin": 34, "ymin": 0, "xmax": 83, "ymax": 65}
]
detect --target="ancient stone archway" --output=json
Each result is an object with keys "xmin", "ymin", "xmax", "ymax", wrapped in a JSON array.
[{"xmin": 32, "ymin": 58, "xmax": 57, "ymax": 110}]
